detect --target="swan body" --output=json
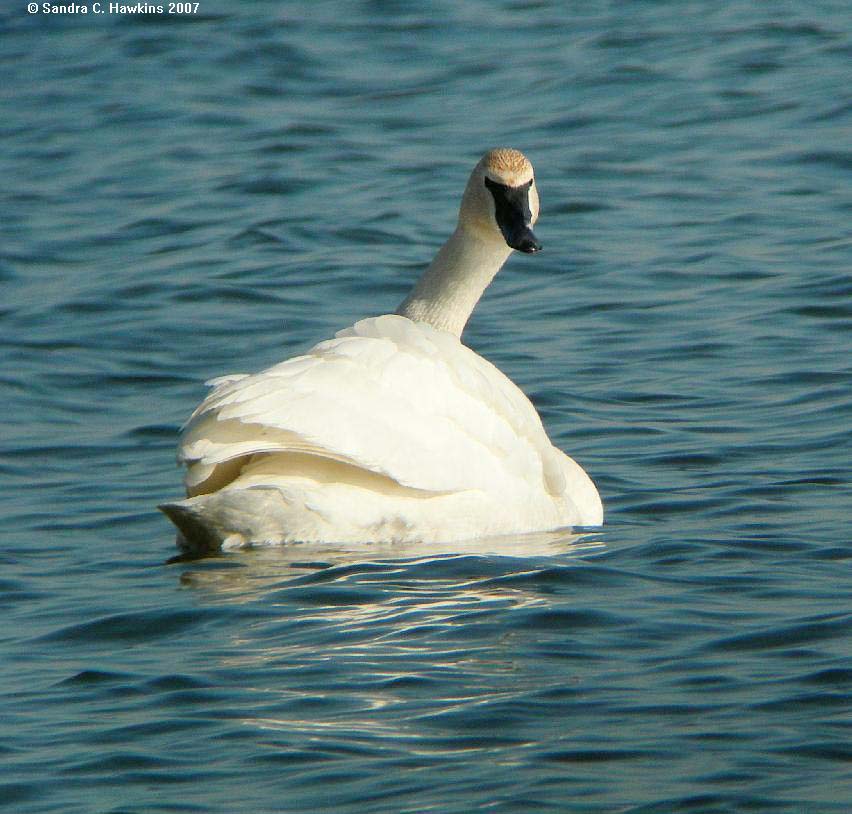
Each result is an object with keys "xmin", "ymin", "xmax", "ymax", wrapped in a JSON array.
[{"xmin": 161, "ymin": 149, "xmax": 603, "ymax": 552}]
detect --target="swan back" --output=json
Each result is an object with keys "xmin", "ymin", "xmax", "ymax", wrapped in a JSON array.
[{"xmin": 181, "ymin": 315, "xmax": 557, "ymax": 498}]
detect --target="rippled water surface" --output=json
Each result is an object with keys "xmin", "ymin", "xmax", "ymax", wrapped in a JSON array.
[{"xmin": 2, "ymin": 1, "xmax": 850, "ymax": 812}]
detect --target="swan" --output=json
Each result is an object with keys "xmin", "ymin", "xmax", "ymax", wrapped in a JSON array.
[{"xmin": 160, "ymin": 148, "xmax": 603, "ymax": 552}]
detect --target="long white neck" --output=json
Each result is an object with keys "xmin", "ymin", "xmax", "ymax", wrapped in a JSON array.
[{"xmin": 396, "ymin": 225, "xmax": 512, "ymax": 337}]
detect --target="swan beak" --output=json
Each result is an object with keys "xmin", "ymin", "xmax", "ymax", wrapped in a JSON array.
[
  {"xmin": 507, "ymin": 225, "xmax": 542, "ymax": 254},
  {"xmin": 485, "ymin": 178, "xmax": 542, "ymax": 254}
]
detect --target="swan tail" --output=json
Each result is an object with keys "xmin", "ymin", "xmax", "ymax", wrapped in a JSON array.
[
  {"xmin": 159, "ymin": 499, "xmax": 225, "ymax": 554},
  {"xmin": 159, "ymin": 487, "xmax": 303, "ymax": 553}
]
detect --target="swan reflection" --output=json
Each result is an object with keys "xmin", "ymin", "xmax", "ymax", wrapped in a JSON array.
[{"xmin": 173, "ymin": 528, "xmax": 605, "ymax": 603}]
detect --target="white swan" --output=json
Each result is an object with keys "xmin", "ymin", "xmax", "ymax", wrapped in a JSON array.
[{"xmin": 161, "ymin": 148, "xmax": 603, "ymax": 552}]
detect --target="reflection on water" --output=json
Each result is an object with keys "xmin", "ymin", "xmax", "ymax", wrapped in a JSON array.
[
  {"xmin": 175, "ymin": 529, "xmax": 606, "ymax": 602},
  {"xmin": 173, "ymin": 531, "xmax": 613, "ymax": 759}
]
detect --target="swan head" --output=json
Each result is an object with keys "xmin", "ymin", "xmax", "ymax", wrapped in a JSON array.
[{"xmin": 460, "ymin": 148, "xmax": 541, "ymax": 254}]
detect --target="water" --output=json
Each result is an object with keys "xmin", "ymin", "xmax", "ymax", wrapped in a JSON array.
[{"xmin": 1, "ymin": 1, "xmax": 850, "ymax": 811}]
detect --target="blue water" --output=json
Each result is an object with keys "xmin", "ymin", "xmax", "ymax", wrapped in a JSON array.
[{"xmin": 2, "ymin": 1, "xmax": 850, "ymax": 812}]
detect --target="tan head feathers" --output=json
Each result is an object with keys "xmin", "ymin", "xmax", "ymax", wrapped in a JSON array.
[{"xmin": 480, "ymin": 148, "xmax": 534, "ymax": 186}]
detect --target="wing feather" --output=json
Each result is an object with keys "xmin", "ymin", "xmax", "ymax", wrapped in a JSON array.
[{"xmin": 179, "ymin": 315, "xmax": 560, "ymax": 496}]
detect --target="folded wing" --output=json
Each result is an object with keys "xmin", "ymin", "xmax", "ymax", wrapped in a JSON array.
[{"xmin": 179, "ymin": 315, "xmax": 564, "ymax": 500}]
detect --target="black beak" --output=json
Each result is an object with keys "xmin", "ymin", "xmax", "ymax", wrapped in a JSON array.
[
  {"xmin": 506, "ymin": 224, "xmax": 542, "ymax": 254},
  {"xmin": 485, "ymin": 177, "xmax": 542, "ymax": 254}
]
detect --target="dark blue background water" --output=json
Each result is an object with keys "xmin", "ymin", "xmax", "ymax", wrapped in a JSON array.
[{"xmin": 2, "ymin": 2, "xmax": 850, "ymax": 812}]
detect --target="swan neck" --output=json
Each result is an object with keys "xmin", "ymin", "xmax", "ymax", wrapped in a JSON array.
[{"xmin": 396, "ymin": 226, "xmax": 511, "ymax": 337}]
